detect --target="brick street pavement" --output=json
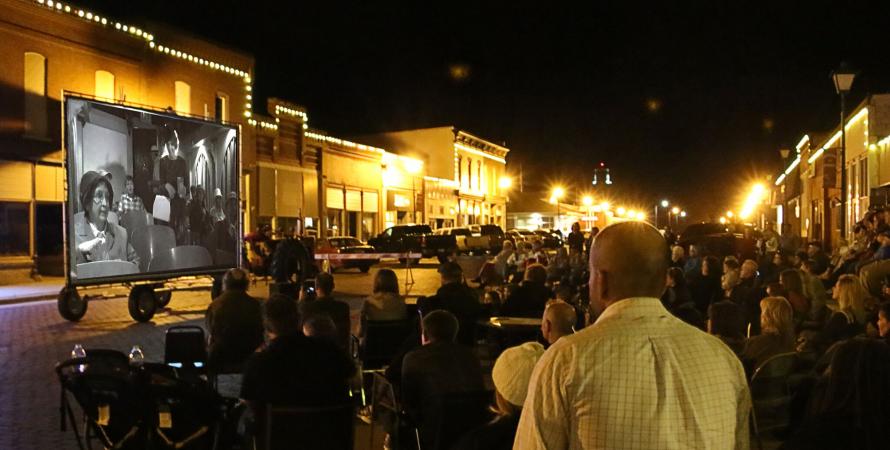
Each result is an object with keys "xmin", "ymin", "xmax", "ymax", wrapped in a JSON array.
[{"xmin": 0, "ymin": 261, "xmax": 442, "ymax": 450}]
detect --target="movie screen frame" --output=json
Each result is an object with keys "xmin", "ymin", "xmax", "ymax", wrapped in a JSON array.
[{"xmin": 64, "ymin": 95, "xmax": 241, "ymax": 286}]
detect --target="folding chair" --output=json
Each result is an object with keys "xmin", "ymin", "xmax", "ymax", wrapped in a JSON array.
[
  {"xmin": 164, "ymin": 325, "xmax": 207, "ymax": 373},
  {"xmin": 140, "ymin": 363, "xmax": 224, "ymax": 450},
  {"xmin": 56, "ymin": 350, "xmax": 143, "ymax": 450},
  {"xmin": 750, "ymin": 352, "xmax": 798, "ymax": 450}
]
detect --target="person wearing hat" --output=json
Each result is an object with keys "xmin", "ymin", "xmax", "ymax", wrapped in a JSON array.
[
  {"xmin": 73, "ymin": 170, "xmax": 140, "ymax": 268},
  {"xmin": 209, "ymin": 188, "xmax": 226, "ymax": 223},
  {"xmin": 452, "ymin": 341, "xmax": 545, "ymax": 450}
]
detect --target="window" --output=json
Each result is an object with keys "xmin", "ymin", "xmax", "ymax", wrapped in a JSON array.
[
  {"xmin": 95, "ymin": 70, "xmax": 115, "ymax": 100},
  {"xmin": 215, "ymin": 93, "xmax": 229, "ymax": 122},
  {"xmin": 0, "ymin": 202, "xmax": 30, "ymax": 256},
  {"xmin": 859, "ymin": 158, "xmax": 868, "ymax": 198},
  {"xmin": 23, "ymin": 52, "xmax": 47, "ymax": 136},
  {"xmin": 174, "ymin": 81, "xmax": 191, "ymax": 115}
]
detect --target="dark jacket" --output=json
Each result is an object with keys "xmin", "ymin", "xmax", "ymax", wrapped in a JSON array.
[
  {"xmin": 205, "ymin": 289, "xmax": 264, "ymax": 372},
  {"xmin": 451, "ymin": 414, "xmax": 519, "ymax": 450},
  {"xmin": 742, "ymin": 332, "xmax": 795, "ymax": 375},
  {"xmin": 501, "ymin": 281, "xmax": 551, "ymax": 318},
  {"xmin": 418, "ymin": 283, "xmax": 485, "ymax": 346},
  {"xmin": 401, "ymin": 341, "xmax": 484, "ymax": 447},
  {"xmin": 299, "ymin": 296, "xmax": 352, "ymax": 351}
]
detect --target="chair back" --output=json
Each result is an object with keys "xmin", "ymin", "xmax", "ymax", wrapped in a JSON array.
[
  {"xmin": 55, "ymin": 350, "xmax": 142, "ymax": 449},
  {"xmin": 141, "ymin": 363, "xmax": 222, "ymax": 450},
  {"xmin": 132, "ymin": 225, "xmax": 176, "ymax": 272},
  {"xmin": 164, "ymin": 325, "xmax": 207, "ymax": 370},
  {"xmin": 361, "ymin": 319, "xmax": 415, "ymax": 370},
  {"xmin": 264, "ymin": 403, "xmax": 355, "ymax": 450},
  {"xmin": 148, "ymin": 245, "xmax": 212, "ymax": 272},
  {"xmin": 750, "ymin": 352, "xmax": 798, "ymax": 436},
  {"xmin": 422, "ymin": 391, "xmax": 492, "ymax": 450},
  {"xmin": 120, "ymin": 211, "xmax": 151, "ymax": 239}
]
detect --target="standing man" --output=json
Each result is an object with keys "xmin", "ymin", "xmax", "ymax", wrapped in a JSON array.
[{"xmin": 515, "ymin": 222, "xmax": 750, "ymax": 449}]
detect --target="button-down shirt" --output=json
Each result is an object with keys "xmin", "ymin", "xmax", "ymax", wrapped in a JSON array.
[
  {"xmin": 118, "ymin": 193, "xmax": 144, "ymax": 214},
  {"xmin": 515, "ymin": 297, "xmax": 750, "ymax": 450}
]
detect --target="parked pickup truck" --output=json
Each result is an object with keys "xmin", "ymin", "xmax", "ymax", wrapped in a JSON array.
[
  {"xmin": 434, "ymin": 227, "xmax": 491, "ymax": 255},
  {"xmin": 470, "ymin": 224, "xmax": 506, "ymax": 253},
  {"xmin": 367, "ymin": 224, "xmax": 456, "ymax": 263}
]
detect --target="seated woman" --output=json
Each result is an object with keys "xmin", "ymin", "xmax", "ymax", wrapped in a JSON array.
[
  {"xmin": 546, "ymin": 247, "xmax": 571, "ymax": 282},
  {"xmin": 805, "ymin": 274, "xmax": 867, "ymax": 355},
  {"xmin": 73, "ymin": 171, "xmax": 140, "ymax": 270},
  {"xmin": 452, "ymin": 342, "xmax": 545, "ymax": 450},
  {"xmin": 473, "ymin": 240, "xmax": 515, "ymax": 286},
  {"xmin": 742, "ymin": 296, "xmax": 796, "ymax": 374},
  {"xmin": 360, "ymin": 269, "xmax": 407, "ymax": 335},
  {"xmin": 708, "ymin": 300, "xmax": 746, "ymax": 355}
]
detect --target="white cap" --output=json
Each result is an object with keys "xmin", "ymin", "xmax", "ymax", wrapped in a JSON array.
[{"xmin": 491, "ymin": 341, "xmax": 545, "ymax": 407}]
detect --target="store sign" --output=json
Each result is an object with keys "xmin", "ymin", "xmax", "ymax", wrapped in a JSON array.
[{"xmin": 393, "ymin": 194, "xmax": 410, "ymax": 208}]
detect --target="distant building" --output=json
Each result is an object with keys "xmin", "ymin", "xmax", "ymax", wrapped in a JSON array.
[{"xmin": 356, "ymin": 127, "xmax": 510, "ymax": 229}]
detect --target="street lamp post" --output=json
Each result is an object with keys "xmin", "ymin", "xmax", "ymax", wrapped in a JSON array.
[
  {"xmin": 832, "ymin": 63, "xmax": 856, "ymax": 239},
  {"xmin": 552, "ymin": 187, "xmax": 565, "ymax": 232},
  {"xmin": 656, "ymin": 199, "xmax": 669, "ymax": 229}
]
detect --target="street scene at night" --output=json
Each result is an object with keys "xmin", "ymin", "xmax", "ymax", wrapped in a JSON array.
[{"xmin": 3, "ymin": 0, "xmax": 890, "ymax": 449}]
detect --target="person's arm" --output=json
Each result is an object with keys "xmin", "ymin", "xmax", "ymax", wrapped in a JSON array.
[
  {"xmin": 400, "ymin": 353, "xmax": 421, "ymax": 422},
  {"xmin": 735, "ymin": 369, "xmax": 752, "ymax": 450},
  {"xmin": 514, "ymin": 345, "xmax": 570, "ymax": 450}
]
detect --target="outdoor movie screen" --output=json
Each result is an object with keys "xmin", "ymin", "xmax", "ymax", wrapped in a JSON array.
[{"xmin": 65, "ymin": 96, "xmax": 240, "ymax": 284}]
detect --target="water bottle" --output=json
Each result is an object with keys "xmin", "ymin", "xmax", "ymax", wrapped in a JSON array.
[
  {"xmin": 128, "ymin": 345, "xmax": 145, "ymax": 367},
  {"xmin": 71, "ymin": 344, "xmax": 86, "ymax": 373}
]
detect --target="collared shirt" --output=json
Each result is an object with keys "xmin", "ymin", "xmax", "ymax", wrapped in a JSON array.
[
  {"xmin": 514, "ymin": 297, "xmax": 750, "ymax": 450},
  {"xmin": 118, "ymin": 193, "xmax": 144, "ymax": 214}
]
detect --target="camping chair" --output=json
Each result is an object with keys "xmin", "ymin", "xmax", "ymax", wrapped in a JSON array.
[
  {"xmin": 750, "ymin": 352, "xmax": 798, "ymax": 450},
  {"xmin": 131, "ymin": 225, "xmax": 176, "ymax": 272},
  {"xmin": 56, "ymin": 350, "xmax": 143, "ymax": 450},
  {"xmin": 164, "ymin": 325, "xmax": 207, "ymax": 374},
  {"xmin": 140, "ymin": 363, "xmax": 224, "ymax": 450},
  {"xmin": 262, "ymin": 403, "xmax": 355, "ymax": 450}
]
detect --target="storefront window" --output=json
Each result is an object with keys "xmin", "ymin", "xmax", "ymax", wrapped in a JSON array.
[
  {"xmin": 361, "ymin": 213, "xmax": 376, "ymax": 241},
  {"xmin": 0, "ymin": 202, "xmax": 30, "ymax": 256},
  {"xmin": 327, "ymin": 209, "xmax": 342, "ymax": 236}
]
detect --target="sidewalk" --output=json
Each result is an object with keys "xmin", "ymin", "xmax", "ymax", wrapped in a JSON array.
[{"xmin": 0, "ymin": 277, "xmax": 64, "ymax": 304}]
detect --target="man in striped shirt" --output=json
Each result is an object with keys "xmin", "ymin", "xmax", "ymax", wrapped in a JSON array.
[
  {"xmin": 116, "ymin": 175, "xmax": 144, "ymax": 215},
  {"xmin": 515, "ymin": 221, "xmax": 750, "ymax": 450}
]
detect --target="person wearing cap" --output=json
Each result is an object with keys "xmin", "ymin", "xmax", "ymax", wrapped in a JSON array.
[
  {"xmin": 417, "ymin": 261, "xmax": 485, "ymax": 346},
  {"xmin": 73, "ymin": 170, "xmax": 140, "ymax": 268},
  {"xmin": 453, "ymin": 342, "xmax": 545, "ymax": 450},
  {"xmin": 209, "ymin": 188, "xmax": 226, "ymax": 223}
]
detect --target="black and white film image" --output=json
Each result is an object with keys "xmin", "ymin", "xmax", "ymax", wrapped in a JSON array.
[{"xmin": 65, "ymin": 97, "xmax": 239, "ymax": 283}]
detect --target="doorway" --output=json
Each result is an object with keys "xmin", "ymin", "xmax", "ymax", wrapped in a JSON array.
[{"xmin": 35, "ymin": 203, "xmax": 64, "ymax": 276}]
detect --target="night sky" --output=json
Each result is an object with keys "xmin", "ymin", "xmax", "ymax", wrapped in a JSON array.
[{"xmin": 81, "ymin": 0, "xmax": 890, "ymax": 220}]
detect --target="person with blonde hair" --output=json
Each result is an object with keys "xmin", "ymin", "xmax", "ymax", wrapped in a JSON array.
[
  {"xmin": 807, "ymin": 274, "xmax": 867, "ymax": 354},
  {"xmin": 741, "ymin": 296, "xmax": 796, "ymax": 372}
]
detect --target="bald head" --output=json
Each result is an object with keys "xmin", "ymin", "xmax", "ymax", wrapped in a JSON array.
[
  {"xmin": 542, "ymin": 300, "xmax": 577, "ymax": 345},
  {"xmin": 589, "ymin": 222, "xmax": 669, "ymax": 313}
]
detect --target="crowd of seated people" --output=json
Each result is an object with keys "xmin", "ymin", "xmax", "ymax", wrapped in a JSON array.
[{"xmin": 142, "ymin": 214, "xmax": 890, "ymax": 450}]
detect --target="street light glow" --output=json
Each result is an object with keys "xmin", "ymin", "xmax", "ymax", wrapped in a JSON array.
[
  {"xmin": 660, "ymin": 199, "xmax": 669, "ymax": 208},
  {"xmin": 616, "ymin": 207, "xmax": 626, "ymax": 216},
  {"xmin": 498, "ymin": 176, "xmax": 512, "ymax": 189},
  {"xmin": 636, "ymin": 211, "xmax": 646, "ymax": 221},
  {"xmin": 552, "ymin": 186, "xmax": 565, "ymax": 199},
  {"xmin": 680, "ymin": 211, "xmax": 687, "ymax": 218},
  {"xmin": 726, "ymin": 211, "xmax": 734, "ymax": 218},
  {"xmin": 671, "ymin": 206, "xmax": 680, "ymax": 215},
  {"xmin": 582, "ymin": 195, "xmax": 594, "ymax": 206},
  {"xmin": 719, "ymin": 216, "xmax": 727, "ymax": 224},
  {"xmin": 739, "ymin": 183, "xmax": 768, "ymax": 219}
]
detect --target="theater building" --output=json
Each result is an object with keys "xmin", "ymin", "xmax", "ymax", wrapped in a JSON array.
[{"xmin": 0, "ymin": 0, "xmax": 255, "ymax": 282}]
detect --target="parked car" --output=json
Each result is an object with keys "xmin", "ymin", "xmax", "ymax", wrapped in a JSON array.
[
  {"xmin": 534, "ymin": 229, "xmax": 563, "ymax": 249},
  {"xmin": 678, "ymin": 223, "xmax": 757, "ymax": 260},
  {"xmin": 508, "ymin": 229, "xmax": 537, "ymax": 245},
  {"xmin": 471, "ymin": 224, "xmax": 506, "ymax": 253},
  {"xmin": 316, "ymin": 236, "xmax": 379, "ymax": 273},
  {"xmin": 367, "ymin": 224, "xmax": 456, "ymax": 263}
]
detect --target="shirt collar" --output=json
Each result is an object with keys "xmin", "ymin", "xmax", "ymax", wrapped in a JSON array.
[{"xmin": 595, "ymin": 297, "xmax": 669, "ymax": 324}]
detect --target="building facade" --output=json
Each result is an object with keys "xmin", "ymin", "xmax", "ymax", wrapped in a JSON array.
[
  {"xmin": 356, "ymin": 127, "xmax": 510, "ymax": 230},
  {"xmin": 0, "ymin": 0, "xmax": 254, "ymax": 282},
  {"xmin": 773, "ymin": 94, "xmax": 890, "ymax": 248}
]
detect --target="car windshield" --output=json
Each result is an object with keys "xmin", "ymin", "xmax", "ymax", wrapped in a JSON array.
[
  {"xmin": 479, "ymin": 225, "xmax": 503, "ymax": 235},
  {"xmin": 407, "ymin": 225, "xmax": 433, "ymax": 235},
  {"xmin": 330, "ymin": 238, "xmax": 361, "ymax": 247}
]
